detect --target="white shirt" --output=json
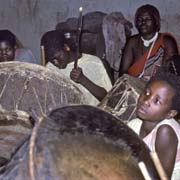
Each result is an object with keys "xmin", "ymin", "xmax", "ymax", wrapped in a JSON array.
[{"xmin": 46, "ymin": 54, "xmax": 112, "ymax": 106}]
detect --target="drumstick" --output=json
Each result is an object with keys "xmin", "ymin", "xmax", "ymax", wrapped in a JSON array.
[
  {"xmin": 138, "ymin": 161, "xmax": 152, "ymax": 180},
  {"xmin": 150, "ymin": 151, "xmax": 168, "ymax": 180},
  {"xmin": 74, "ymin": 6, "xmax": 83, "ymax": 69},
  {"xmin": 40, "ymin": 45, "xmax": 46, "ymax": 66}
]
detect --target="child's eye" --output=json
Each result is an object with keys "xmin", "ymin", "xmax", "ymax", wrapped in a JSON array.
[
  {"xmin": 154, "ymin": 98, "xmax": 161, "ymax": 105},
  {"xmin": 144, "ymin": 89, "xmax": 150, "ymax": 96}
]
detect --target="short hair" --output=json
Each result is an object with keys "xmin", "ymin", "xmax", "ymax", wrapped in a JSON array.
[
  {"xmin": 41, "ymin": 30, "xmax": 65, "ymax": 63},
  {"xmin": 135, "ymin": 4, "xmax": 161, "ymax": 32},
  {"xmin": 147, "ymin": 71, "xmax": 180, "ymax": 112},
  {"xmin": 0, "ymin": 29, "xmax": 16, "ymax": 47}
]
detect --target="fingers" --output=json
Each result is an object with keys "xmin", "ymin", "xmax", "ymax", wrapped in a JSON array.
[{"xmin": 70, "ymin": 67, "xmax": 83, "ymax": 82}]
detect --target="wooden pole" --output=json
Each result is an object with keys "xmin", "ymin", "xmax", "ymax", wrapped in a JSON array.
[
  {"xmin": 150, "ymin": 151, "xmax": 168, "ymax": 180},
  {"xmin": 40, "ymin": 45, "xmax": 46, "ymax": 66}
]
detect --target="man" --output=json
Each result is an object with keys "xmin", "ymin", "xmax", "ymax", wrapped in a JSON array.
[
  {"xmin": 41, "ymin": 30, "xmax": 112, "ymax": 106},
  {"xmin": 119, "ymin": 4, "xmax": 179, "ymax": 81}
]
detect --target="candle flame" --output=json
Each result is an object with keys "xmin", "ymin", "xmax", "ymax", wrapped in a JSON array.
[{"xmin": 79, "ymin": 7, "xmax": 83, "ymax": 12}]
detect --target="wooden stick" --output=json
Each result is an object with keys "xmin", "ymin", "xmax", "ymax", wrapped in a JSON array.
[
  {"xmin": 74, "ymin": 6, "xmax": 83, "ymax": 69},
  {"xmin": 138, "ymin": 161, "xmax": 152, "ymax": 180},
  {"xmin": 150, "ymin": 151, "xmax": 168, "ymax": 180},
  {"xmin": 40, "ymin": 45, "xmax": 46, "ymax": 66}
]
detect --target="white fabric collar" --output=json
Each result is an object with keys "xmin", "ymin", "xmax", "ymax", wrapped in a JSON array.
[{"xmin": 141, "ymin": 32, "xmax": 158, "ymax": 47}]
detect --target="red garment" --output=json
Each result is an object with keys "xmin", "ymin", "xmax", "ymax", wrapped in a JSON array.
[{"xmin": 128, "ymin": 33, "xmax": 179, "ymax": 78}]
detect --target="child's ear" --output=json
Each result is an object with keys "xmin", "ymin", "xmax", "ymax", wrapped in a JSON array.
[
  {"xmin": 166, "ymin": 110, "xmax": 178, "ymax": 119},
  {"xmin": 64, "ymin": 44, "xmax": 70, "ymax": 52}
]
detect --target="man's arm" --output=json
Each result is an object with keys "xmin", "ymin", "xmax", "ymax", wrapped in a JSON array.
[
  {"xmin": 70, "ymin": 67, "xmax": 107, "ymax": 101},
  {"xmin": 119, "ymin": 38, "xmax": 134, "ymax": 76}
]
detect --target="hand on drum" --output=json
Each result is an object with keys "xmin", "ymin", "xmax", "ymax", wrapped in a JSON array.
[{"xmin": 70, "ymin": 67, "xmax": 85, "ymax": 84}]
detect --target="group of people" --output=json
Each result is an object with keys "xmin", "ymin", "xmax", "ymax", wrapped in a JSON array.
[
  {"xmin": 0, "ymin": 3, "xmax": 180, "ymax": 179},
  {"xmin": 41, "ymin": 4, "xmax": 180, "ymax": 179}
]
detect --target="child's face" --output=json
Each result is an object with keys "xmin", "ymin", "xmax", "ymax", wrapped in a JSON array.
[
  {"xmin": 51, "ymin": 49, "xmax": 69, "ymax": 69},
  {"xmin": 0, "ymin": 41, "xmax": 15, "ymax": 62},
  {"xmin": 136, "ymin": 80, "xmax": 175, "ymax": 122}
]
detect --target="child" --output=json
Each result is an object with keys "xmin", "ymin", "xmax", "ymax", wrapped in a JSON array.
[
  {"xmin": 128, "ymin": 71, "xmax": 180, "ymax": 179},
  {"xmin": 41, "ymin": 30, "xmax": 112, "ymax": 105},
  {"xmin": 0, "ymin": 29, "xmax": 36, "ymax": 63}
]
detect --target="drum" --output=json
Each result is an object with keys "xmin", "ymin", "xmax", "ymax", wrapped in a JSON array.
[
  {"xmin": 0, "ymin": 106, "xmax": 32, "ymax": 165},
  {"xmin": 99, "ymin": 74, "xmax": 146, "ymax": 123},
  {"xmin": 0, "ymin": 62, "xmax": 86, "ymax": 120},
  {"xmin": 0, "ymin": 105, "xmax": 159, "ymax": 179},
  {"xmin": 0, "ymin": 61, "xmax": 86, "ymax": 165}
]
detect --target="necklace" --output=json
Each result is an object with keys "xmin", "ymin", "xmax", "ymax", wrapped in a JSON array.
[{"xmin": 141, "ymin": 32, "xmax": 158, "ymax": 47}]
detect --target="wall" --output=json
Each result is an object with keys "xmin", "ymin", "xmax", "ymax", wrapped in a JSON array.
[{"xmin": 1, "ymin": 0, "xmax": 180, "ymax": 63}]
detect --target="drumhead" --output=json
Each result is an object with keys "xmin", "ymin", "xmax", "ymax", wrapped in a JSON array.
[
  {"xmin": 0, "ymin": 105, "xmax": 159, "ymax": 179},
  {"xmin": 0, "ymin": 62, "xmax": 86, "ymax": 120}
]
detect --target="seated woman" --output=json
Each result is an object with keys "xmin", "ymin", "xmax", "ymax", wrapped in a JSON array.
[
  {"xmin": 119, "ymin": 4, "xmax": 179, "ymax": 81},
  {"xmin": 0, "ymin": 29, "xmax": 36, "ymax": 63}
]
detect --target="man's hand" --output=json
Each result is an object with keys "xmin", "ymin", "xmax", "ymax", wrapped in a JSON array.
[
  {"xmin": 70, "ymin": 67, "xmax": 84, "ymax": 83},
  {"xmin": 70, "ymin": 67, "xmax": 107, "ymax": 101}
]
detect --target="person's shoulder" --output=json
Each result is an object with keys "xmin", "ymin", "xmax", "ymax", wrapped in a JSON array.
[
  {"xmin": 81, "ymin": 53, "xmax": 102, "ymax": 64},
  {"xmin": 16, "ymin": 48, "xmax": 33, "ymax": 56},
  {"xmin": 15, "ymin": 48, "xmax": 37, "ymax": 63},
  {"xmin": 156, "ymin": 124, "xmax": 178, "ymax": 143},
  {"xmin": 156, "ymin": 118, "xmax": 180, "ymax": 135},
  {"xmin": 161, "ymin": 32, "xmax": 177, "ymax": 44},
  {"xmin": 127, "ymin": 34, "xmax": 139, "ymax": 41},
  {"xmin": 126, "ymin": 34, "xmax": 140, "ymax": 46}
]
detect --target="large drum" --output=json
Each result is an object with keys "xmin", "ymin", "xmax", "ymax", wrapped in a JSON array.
[
  {"xmin": 0, "ymin": 62, "xmax": 86, "ymax": 120},
  {"xmin": 0, "ymin": 62, "xmax": 86, "ymax": 164},
  {"xmin": 0, "ymin": 105, "xmax": 159, "ymax": 179},
  {"xmin": 99, "ymin": 74, "xmax": 146, "ymax": 123}
]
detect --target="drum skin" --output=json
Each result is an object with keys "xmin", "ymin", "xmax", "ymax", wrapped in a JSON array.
[
  {"xmin": 99, "ymin": 74, "xmax": 146, "ymax": 123},
  {"xmin": 0, "ymin": 61, "xmax": 86, "ymax": 120},
  {"xmin": 0, "ymin": 105, "xmax": 159, "ymax": 180}
]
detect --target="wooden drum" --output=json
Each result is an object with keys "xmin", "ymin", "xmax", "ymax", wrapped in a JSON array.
[
  {"xmin": 0, "ymin": 105, "xmax": 159, "ymax": 179},
  {"xmin": 99, "ymin": 74, "xmax": 146, "ymax": 123},
  {"xmin": 0, "ymin": 61, "xmax": 86, "ymax": 167},
  {"xmin": 0, "ymin": 62, "xmax": 86, "ymax": 120}
]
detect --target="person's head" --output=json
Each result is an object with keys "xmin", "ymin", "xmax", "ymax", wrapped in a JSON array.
[
  {"xmin": 135, "ymin": 4, "xmax": 160, "ymax": 35},
  {"xmin": 136, "ymin": 71, "xmax": 180, "ymax": 122},
  {"xmin": 0, "ymin": 30, "xmax": 16, "ymax": 62},
  {"xmin": 41, "ymin": 30, "xmax": 71, "ymax": 69}
]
